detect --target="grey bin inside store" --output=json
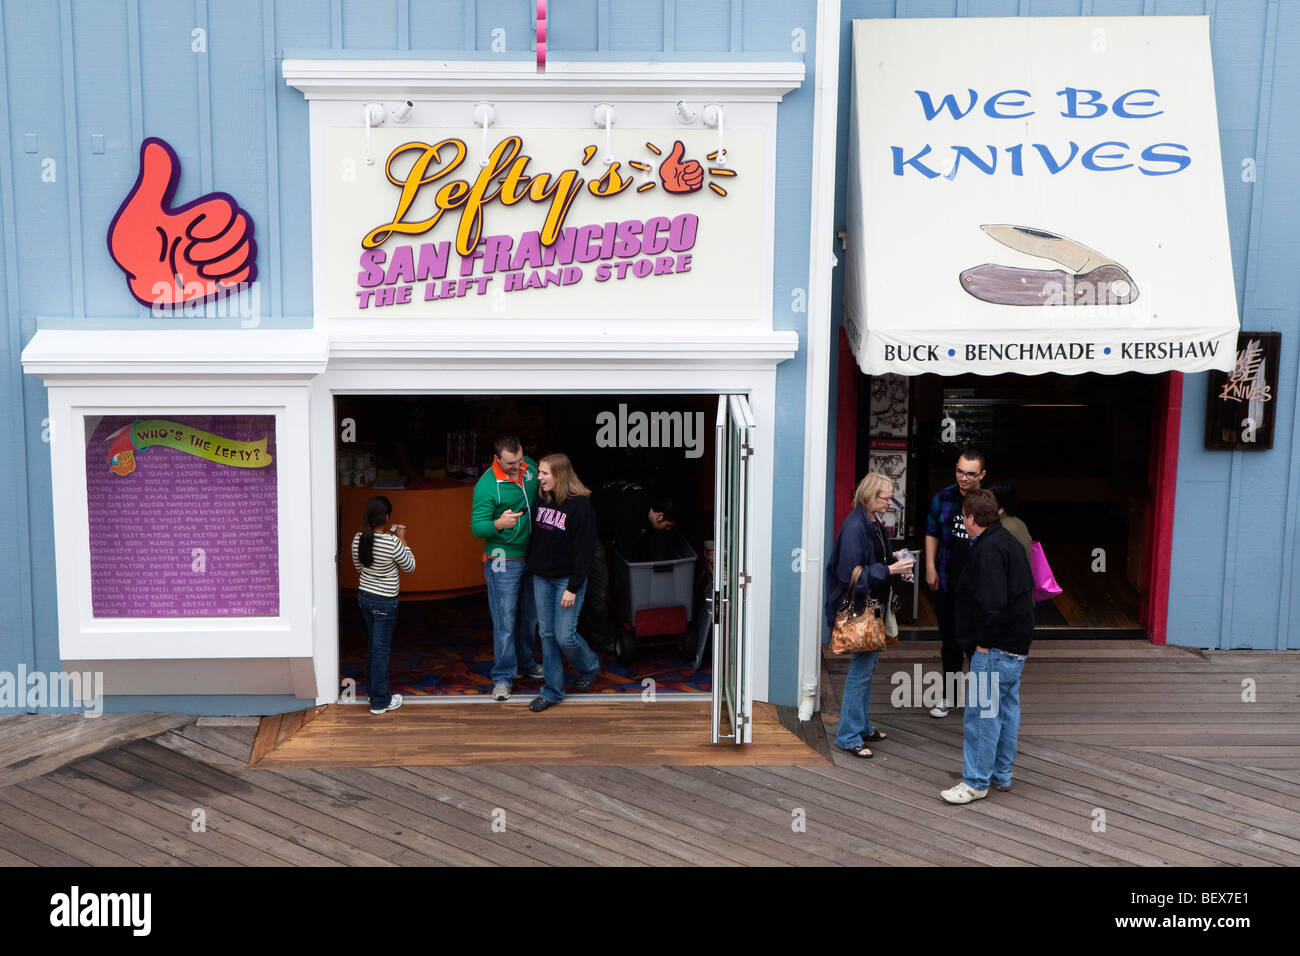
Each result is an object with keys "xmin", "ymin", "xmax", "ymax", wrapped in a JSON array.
[{"xmin": 609, "ymin": 539, "xmax": 697, "ymax": 625}]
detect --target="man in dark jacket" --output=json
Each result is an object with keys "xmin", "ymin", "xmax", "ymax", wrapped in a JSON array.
[{"xmin": 941, "ymin": 489, "xmax": 1034, "ymax": 804}]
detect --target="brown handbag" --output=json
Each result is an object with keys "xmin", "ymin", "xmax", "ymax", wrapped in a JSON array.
[{"xmin": 830, "ymin": 565, "xmax": 887, "ymax": 655}]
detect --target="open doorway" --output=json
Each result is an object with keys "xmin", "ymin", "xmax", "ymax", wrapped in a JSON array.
[
  {"xmin": 860, "ymin": 372, "xmax": 1158, "ymax": 637},
  {"xmin": 333, "ymin": 393, "xmax": 719, "ymax": 699}
]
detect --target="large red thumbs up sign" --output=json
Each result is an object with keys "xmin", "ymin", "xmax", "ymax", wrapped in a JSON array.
[
  {"xmin": 108, "ymin": 138, "xmax": 257, "ymax": 308},
  {"xmin": 658, "ymin": 140, "xmax": 704, "ymax": 194}
]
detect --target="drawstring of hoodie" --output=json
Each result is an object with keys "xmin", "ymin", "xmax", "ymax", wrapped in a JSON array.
[{"xmin": 494, "ymin": 468, "xmax": 533, "ymax": 544}]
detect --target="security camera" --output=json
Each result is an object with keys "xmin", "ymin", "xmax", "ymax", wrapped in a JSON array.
[{"xmin": 391, "ymin": 100, "xmax": 414, "ymax": 123}]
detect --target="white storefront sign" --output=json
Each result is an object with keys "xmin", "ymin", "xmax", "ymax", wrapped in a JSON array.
[
  {"xmin": 844, "ymin": 16, "xmax": 1240, "ymax": 375},
  {"xmin": 323, "ymin": 127, "xmax": 763, "ymax": 321}
]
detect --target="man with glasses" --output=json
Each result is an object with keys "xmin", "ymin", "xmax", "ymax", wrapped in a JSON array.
[
  {"xmin": 471, "ymin": 435, "xmax": 542, "ymax": 701},
  {"xmin": 924, "ymin": 447, "xmax": 986, "ymax": 717}
]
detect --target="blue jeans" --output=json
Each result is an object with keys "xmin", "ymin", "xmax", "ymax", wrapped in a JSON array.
[
  {"xmin": 962, "ymin": 648, "xmax": 1026, "ymax": 790},
  {"xmin": 835, "ymin": 650, "xmax": 880, "ymax": 750},
  {"xmin": 484, "ymin": 560, "xmax": 539, "ymax": 684},
  {"xmin": 533, "ymin": 577, "xmax": 601, "ymax": 703},
  {"xmin": 358, "ymin": 590, "xmax": 399, "ymax": 709}
]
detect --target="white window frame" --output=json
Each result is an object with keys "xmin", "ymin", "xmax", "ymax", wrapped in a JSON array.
[{"xmin": 24, "ymin": 331, "xmax": 326, "ymax": 669}]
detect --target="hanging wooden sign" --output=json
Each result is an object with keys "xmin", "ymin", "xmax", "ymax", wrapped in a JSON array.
[{"xmin": 1204, "ymin": 332, "xmax": 1281, "ymax": 450}]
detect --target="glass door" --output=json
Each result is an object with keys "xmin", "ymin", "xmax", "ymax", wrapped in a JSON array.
[{"xmin": 712, "ymin": 395, "xmax": 754, "ymax": 744}]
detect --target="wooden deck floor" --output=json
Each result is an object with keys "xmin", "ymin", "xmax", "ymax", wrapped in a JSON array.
[
  {"xmin": 249, "ymin": 700, "xmax": 829, "ymax": 768},
  {"xmin": 0, "ymin": 640, "xmax": 1296, "ymax": 866}
]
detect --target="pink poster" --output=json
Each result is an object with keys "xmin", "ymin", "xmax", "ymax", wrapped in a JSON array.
[{"xmin": 85, "ymin": 415, "xmax": 279, "ymax": 618}]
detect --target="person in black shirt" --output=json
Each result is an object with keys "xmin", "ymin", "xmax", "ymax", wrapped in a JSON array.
[
  {"xmin": 924, "ymin": 447, "xmax": 987, "ymax": 718},
  {"xmin": 941, "ymin": 489, "xmax": 1034, "ymax": 804},
  {"xmin": 526, "ymin": 453, "xmax": 602, "ymax": 711}
]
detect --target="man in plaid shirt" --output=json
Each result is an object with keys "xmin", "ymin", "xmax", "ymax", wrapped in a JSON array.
[{"xmin": 924, "ymin": 447, "xmax": 987, "ymax": 718}]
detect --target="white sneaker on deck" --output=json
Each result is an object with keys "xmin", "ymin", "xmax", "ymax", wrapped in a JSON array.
[
  {"xmin": 929, "ymin": 698, "xmax": 953, "ymax": 718},
  {"xmin": 940, "ymin": 781, "xmax": 988, "ymax": 804},
  {"xmin": 369, "ymin": 693, "xmax": 402, "ymax": 715}
]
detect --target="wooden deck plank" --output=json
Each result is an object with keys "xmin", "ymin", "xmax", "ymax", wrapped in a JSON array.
[
  {"xmin": 15, "ymin": 776, "xmax": 196, "ymax": 867},
  {"xmin": 640, "ymin": 764, "xmax": 935, "ymax": 866},
  {"xmin": 0, "ymin": 781, "xmax": 185, "ymax": 868},
  {"xmin": 296, "ymin": 767, "xmax": 551, "ymax": 867},
  {"xmin": 823, "ymin": 718, "xmax": 1289, "ymax": 866},
  {"xmin": 1239, "ymin": 765, "xmax": 1300, "ymax": 787},
  {"xmin": 538, "ymin": 765, "xmax": 822, "ymax": 866},
  {"xmin": 448, "ymin": 766, "xmax": 709, "ymax": 867},
  {"xmin": 248, "ymin": 713, "xmax": 283, "ymax": 767},
  {"xmin": 0, "ymin": 713, "xmax": 194, "ymax": 787},
  {"xmin": 790, "ymin": 752, "xmax": 1224, "ymax": 867},
  {"xmin": 397, "ymin": 766, "xmax": 638, "ymax": 866},
  {"xmin": 106, "ymin": 742, "xmax": 408, "ymax": 866},
  {"xmin": 660, "ymin": 764, "xmax": 939, "ymax": 866},
  {"xmin": 70, "ymin": 754, "xmax": 332, "ymax": 867},
  {"xmin": 245, "ymin": 767, "xmax": 515, "ymax": 868},
  {"xmin": 1025, "ymin": 739, "xmax": 1300, "ymax": 833},
  {"xmin": 123, "ymin": 738, "xmax": 509, "ymax": 866},
  {"xmin": 487, "ymin": 764, "xmax": 760, "ymax": 867},
  {"xmin": 745, "ymin": 762, "xmax": 1099, "ymax": 867},
  {"xmin": 249, "ymin": 701, "xmax": 826, "ymax": 769},
  {"xmin": 356, "ymin": 764, "xmax": 681, "ymax": 868},
  {"xmin": 0, "ymin": 817, "xmax": 86, "ymax": 866},
  {"xmin": 0, "ymin": 843, "xmax": 35, "ymax": 866},
  {"xmin": 0, "ymin": 794, "xmax": 140, "ymax": 866},
  {"xmin": 426, "ymin": 765, "xmax": 683, "ymax": 866},
  {"xmin": 416, "ymin": 764, "xmax": 702, "ymax": 868},
  {"xmin": 986, "ymin": 742, "xmax": 1300, "ymax": 862},
  {"xmin": 480, "ymin": 764, "xmax": 780, "ymax": 866},
  {"xmin": 1145, "ymin": 756, "xmax": 1300, "ymax": 801},
  {"xmin": 47, "ymin": 763, "xmax": 263, "ymax": 866}
]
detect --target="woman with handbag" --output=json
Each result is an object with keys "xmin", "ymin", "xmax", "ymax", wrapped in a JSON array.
[{"xmin": 824, "ymin": 472, "xmax": 914, "ymax": 757}]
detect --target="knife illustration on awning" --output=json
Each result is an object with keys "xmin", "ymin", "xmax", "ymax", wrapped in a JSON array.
[{"xmin": 959, "ymin": 225, "xmax": 1139, "ymax": 306}]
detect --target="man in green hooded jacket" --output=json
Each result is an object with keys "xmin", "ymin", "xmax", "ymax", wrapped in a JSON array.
[{"xmin": 470, "ymin": 435, "xmax": 541, "ymax": 700}]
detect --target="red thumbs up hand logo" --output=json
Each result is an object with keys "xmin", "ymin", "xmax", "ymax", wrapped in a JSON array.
[
  {"xmin": 658, "ymin": 140, "xmax": 704, "ymax": 194},
  {"xmin": 108, "ymin": 138, "xmax": 257, "ymax": 308}
]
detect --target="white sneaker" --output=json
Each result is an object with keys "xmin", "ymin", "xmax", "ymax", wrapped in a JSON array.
[
  {"xmin": 492, "ymin": 682, "xmax": 512, "ymax": 701},
  {"xmin": 369, "ymin": 693, "xmax": 402, "ymax": 715},
  {"xmin": 940, "ymin": 781, "xmax": 988, "ymax": 804},
  {"xmin": 929, "ymin": 699, "xmax": 953, "ymax": 718}
]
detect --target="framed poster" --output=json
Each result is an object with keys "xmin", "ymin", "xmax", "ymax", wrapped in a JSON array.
[
  {"xmin": 85, "ymin": 414, "xmax": 280, "ymax": 617},
  {"xmin": 868, "ymin": 438, "xmax": 908, "ymax": 538},
  {"xmin": 1205, "ymin": 333, "xmax": 1281, "ymax": 451},
  {"xmin": 869, "ymin": 373, "xmax": 909, "ymax": 438}
]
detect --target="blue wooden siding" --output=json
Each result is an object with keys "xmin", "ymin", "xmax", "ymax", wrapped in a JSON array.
[{"xmin": 2, "ymin": 0, "xmax": 1295, "ymax": 715}]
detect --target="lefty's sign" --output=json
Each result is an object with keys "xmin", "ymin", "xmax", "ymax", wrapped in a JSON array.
[{"xmin": 323, "ymin": 128, "xmax": 762, "ymax": 321}]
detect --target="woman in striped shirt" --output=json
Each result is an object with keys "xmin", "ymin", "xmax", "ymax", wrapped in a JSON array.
[{"xmin": 352, "ymin": 495, "xmax": 416, "ymax": 715}]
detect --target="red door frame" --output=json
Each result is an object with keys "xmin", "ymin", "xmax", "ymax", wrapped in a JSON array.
[
  {"xmin": 1142, "ymin": 371, "xmax": 1182, "ymax": 645},
  {"xmin": 834, "ymin": 329, "xmax": 859, "ymax": 530}
]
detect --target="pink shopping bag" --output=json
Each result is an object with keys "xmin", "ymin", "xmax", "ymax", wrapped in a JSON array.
[{"xmin": 1031, "ymin": 541, "xmax": 1063, "ymax": 603}]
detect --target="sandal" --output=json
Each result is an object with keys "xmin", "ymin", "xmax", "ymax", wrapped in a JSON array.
[
  {"xmin": 841, "ymin": 743, "xmax": 874, "ymax": 758},
  {"xmin": 864, "ymin": 730, "xmax": 887, "ymax": 743}
]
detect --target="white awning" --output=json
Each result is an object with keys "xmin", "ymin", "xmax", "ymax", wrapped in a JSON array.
[{"xmin": 843, "ymin": 16, "xmax": 1240, "ymax": 376}]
